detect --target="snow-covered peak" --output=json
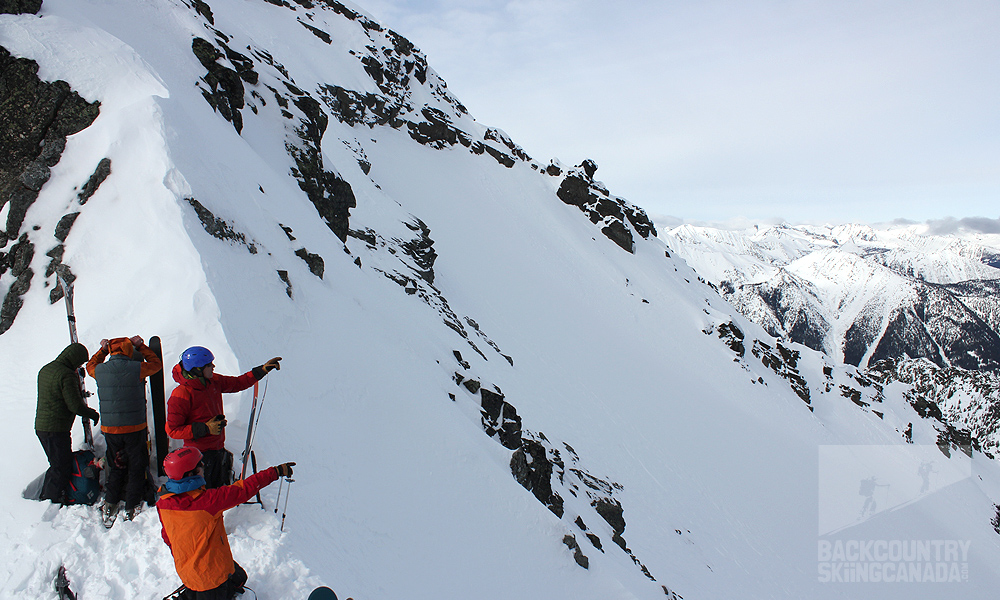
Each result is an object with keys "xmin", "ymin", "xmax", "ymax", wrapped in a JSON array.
[{"xmin": 663, "ymin": 221, "xmax": 1000, "ymax": 370}]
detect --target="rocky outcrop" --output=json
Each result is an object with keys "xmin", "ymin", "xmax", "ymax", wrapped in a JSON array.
[
  {"xmin": 869, "ymin": 359, "xmax": 999, "ymax": 457},
  {"xmin": 294, "ymin": 248, "xmax": 324, "ymax": 279},
  {"xmin": 185, "ymin": 197, "xmax": 259, "ymax": 253},
  {"xmin": 554, "ymin": 160, "xmax": 656, "ymax": 253},
  {"xmin": 0, "ymin": 47, "xmax": 101, "ymax": 334},
  {"xmin": 751, "ymin": 340, "xmax": 811, "ymax": 408},
  {"xmin": 0, "ymin": 0, "xmax": 41, "ymax": 15},
  {"xmin": 191, "ymin": 37, "xmax": 258, "ymax": 134},
  {"xmin": 451, "ymin": 352, "xmax": 659, "ymax": 582}
]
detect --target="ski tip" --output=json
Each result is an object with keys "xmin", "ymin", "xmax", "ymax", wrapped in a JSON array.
[{"xmin": 307, "ymin": 586, "xmax": 338, "ymax": 600}]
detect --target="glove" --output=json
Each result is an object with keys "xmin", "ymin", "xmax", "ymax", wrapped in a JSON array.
[
  {"xmin": 206, "ymin": 414, "xmax": 226, "ymax": 436},
  {"xmin": 263, "ymin": 357, "xmax": 282, "ymax": 373},
  {"xmin": 275, "ymin": 462, "xmax": 296, "ymax": 478},
  {"xmin": 100, "ymin": 339, "xmax": 110, "ymax": 351},
  {"xmin": 85, "ymin": 407, "xmax": 100, "ymax": 424},
  {"xmin": 130, "ymin": 335, "xmax": 144, "ymax": 347}
]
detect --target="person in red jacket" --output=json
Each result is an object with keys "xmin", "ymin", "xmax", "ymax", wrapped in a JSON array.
[
  {"xmin": 157, "ymin": 447, "xmax": 294, "ymax": 599},
  {"xmin": 167, "ymin": 346, "xmax": 281, "ymax": 488}
]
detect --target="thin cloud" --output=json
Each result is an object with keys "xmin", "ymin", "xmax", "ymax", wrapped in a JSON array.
[{"xmin": 926, "ymin": 217, "xmax": 1000, "ymax": 235}]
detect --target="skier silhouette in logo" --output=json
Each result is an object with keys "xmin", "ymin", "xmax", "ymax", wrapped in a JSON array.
[
  {"xmin": 918, "ymin": 460, "xmax": 937, "ymax": 494},
  {"xmin": 859, "ymin": 476, "xmax": 889, "ymax": 518}
]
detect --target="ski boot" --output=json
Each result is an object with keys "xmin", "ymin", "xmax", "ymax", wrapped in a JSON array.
[{"xmin": 100, "ymin": 501, "xmax": 120, "ymax": 529}]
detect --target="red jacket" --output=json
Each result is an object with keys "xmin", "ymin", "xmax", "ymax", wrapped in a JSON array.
[
  {"xmin": 157, "ymin": 468, "xmax": 279, "ymax": 591},
  {"xmin": 166, "ymin": 363, "xmax": 258, "ymax": 451}
]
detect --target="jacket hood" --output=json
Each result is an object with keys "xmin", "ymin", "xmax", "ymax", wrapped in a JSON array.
[
  {"xmin": 58, "ymin": 343, "xmax": 89, "ymax": 368},
  {"xmin": 107, "ymin": 337, "xmax": 134, "ymax": 357},
  {"xmin": 172, "ymin": 362, "xmax": 206, "ymax": 388}
]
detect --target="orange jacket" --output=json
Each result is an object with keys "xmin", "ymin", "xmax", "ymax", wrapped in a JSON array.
[
  {"xmin": 86, "ymin": 338, "xmax": 162, "ymax": 379},
  {"xmin": 87, "ymin": 338, "xmax": 162, "ymax": 434},
  {"xmin": 157, "ymin": 468, "xmax": 279, "ymax": 591}
]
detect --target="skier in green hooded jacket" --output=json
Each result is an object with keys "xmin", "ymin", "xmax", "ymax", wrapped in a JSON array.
[{"xmin": 35, "ymin": 343, "xmax": 100, "ymax": 504}]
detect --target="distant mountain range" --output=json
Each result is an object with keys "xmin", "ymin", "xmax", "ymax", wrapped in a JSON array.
[{"xmin": 662, "ymin": 223, "xmax": 1000, "ymax": 371}]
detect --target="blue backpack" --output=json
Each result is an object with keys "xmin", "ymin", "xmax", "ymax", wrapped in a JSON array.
[{"xmin": 66, "ymin": 450, "xmax": 102, "ymax": 505}]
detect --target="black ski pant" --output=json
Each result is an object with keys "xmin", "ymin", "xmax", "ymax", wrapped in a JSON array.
[
  {"xmin": 36, "ymin": 430, "xmax": 72, "ymax": 503},
  {"xmin": 179, "ymin": 562, "xmax": 247, "ymax": 600},
  {"xmin": 104, "ymin": 429, "xmax": 149, "ymax": 510},
  {"xmin": 201, "ymin": 448, "xmax": 233, "ymax": 489}
]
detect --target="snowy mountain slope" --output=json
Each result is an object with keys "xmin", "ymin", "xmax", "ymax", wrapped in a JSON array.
[
  {"xmin": 3, "ymin": 1, "xmax": 1000, "ymax": 599},
  {"xmin": 663, "ymin": 223, "xmax": 1000, "ymax": 370}
]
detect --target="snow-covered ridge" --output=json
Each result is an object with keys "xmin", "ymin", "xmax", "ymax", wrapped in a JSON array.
[{"xmin": 663, "ymin": 222, "xmax": 1000, "ymax": 370}]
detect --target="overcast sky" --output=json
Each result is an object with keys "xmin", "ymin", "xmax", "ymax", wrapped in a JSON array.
[{"xmin": 359, "ymin": 0, "xmax": 999, "ymax": 227}]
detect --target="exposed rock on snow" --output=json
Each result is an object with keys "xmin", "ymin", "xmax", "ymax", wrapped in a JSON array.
[
  {"xmin": 555, "ymin": 160, "xmax": 656, "ymax": 254},
  {"xmin": 186, "ymin": 197, "xmax": 259, "ymax": 254},
  {"xmin": 0, "ymin": 47, "xmax": 100, "ymax": 332},
  {"xmin": 0, "ymin": 0, "xmax": 40, "ymax": 16}
]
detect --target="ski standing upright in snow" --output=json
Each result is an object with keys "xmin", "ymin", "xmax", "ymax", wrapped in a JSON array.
[
  {"xmin": 149, "ymin": 336, "xmax": 168, "ymax": 476},
  {"xmin": 56, "ymin": 272, "xmax": 93, "ymax": 448}
]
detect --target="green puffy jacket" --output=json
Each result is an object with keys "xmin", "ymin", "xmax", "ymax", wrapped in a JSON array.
[{"xmin": 35, "ymin": 343, "xmax": 91, "ymax": 432}]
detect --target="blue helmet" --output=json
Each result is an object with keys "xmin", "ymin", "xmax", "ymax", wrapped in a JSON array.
[{"xmin": 181, "ymin": 346, "xmax": 214, "ymax": 371}]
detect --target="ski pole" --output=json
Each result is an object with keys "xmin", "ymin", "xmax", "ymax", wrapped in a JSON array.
[
  {"xmin": 280, "ymin": 478, "xmax": 294, "ymax": 531},
  {"xmin": 274, "ymin": 476, "xmax": 284, "ymax": 514},
  {"xmin": 240, "ymin": 382, "xmax": 259, "ymax": 480},
  {"xmin": 241, "ymin": 378, "xmax": 269, "ymax": 479}
]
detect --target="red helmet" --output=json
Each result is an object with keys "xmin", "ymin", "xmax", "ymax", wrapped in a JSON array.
[{"xmin": 163, "ymin": 447, "xmax": 203, "ymax": 480}]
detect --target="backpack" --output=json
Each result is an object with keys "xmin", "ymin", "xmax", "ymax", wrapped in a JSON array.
[{"xmin": 65, "ymin": 449, "xmax": 103, "ymax": 505}]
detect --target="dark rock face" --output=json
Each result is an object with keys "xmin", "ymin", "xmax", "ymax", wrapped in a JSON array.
[
  {"xmin": 511, "ymin": 438, "xmax": 564, "ymax": 517},
  {"xmin": 480, "ymin": 388, "xmax": 521, "ymax": 450},
  {"xmin": 400, "ymin": 218, "xmax": 436, "ymax": 285},
  {"xmin": 715, "ymin": 321, "xmax": 745, "ymax": 357},
  {"xmin": 555, "ymin": 161, "xmax": 656, "ymax": 253},
  {"xmin": 191, "ymin": 37, "xmax": 258, "ymax": 134},
  {"xmin": 0, "ymin": 234, "xmax": 33, "ymax": 334},
  {"xmin": 0, "ymin": 0, "xmax": 41, "ymax": 15},
  {"xmin": 450, "ymin": 352, "xmax": 661, "ymax": 581},
  {"xmin": 185, "ymin": 198, "xmax": 259, "ymax": 253},
  {"xmin": 294, "ymin": 248, "xmax": 325, "ymax": 279},
  {"xmin": 0, "ymin": 46, "xmax": 100, "ymax": 335},
  {"xmin": 277, "ymin": 269, "xmax": 293, "ymax": 297},
  {"xmin": 751, "ymin": 340, "xmax": 811, "ymax": 408},
  {"xmin": 44, "ymin": 158, "xmax": 112, "ymax": 305},
  {"xmin": 77, "ymin": 158, "xmax": 111, "ymax": 205},
  {"xmin": 285, "ymin": 92, "xmax": 357, "ymax": 242},
  {"xmin": 562, "ymin": 535, "xmax": 589, "ymax": 569}
]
